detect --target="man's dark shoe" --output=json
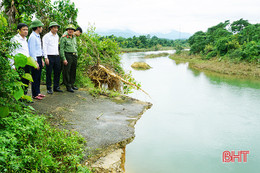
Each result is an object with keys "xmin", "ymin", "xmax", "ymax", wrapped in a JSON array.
[
  {"xmin": 47, "ymin": 89, "xmax": 53, "ymax": 94},
  {"xmin": 67, "ymin": 88, "xmax": 74, "ymax": 93},
  {"xmin": 54, "ymin": 88, "xmax": 63, "ymax": 92},
  {"xmin": 72, "ymin": 86, "xmax": 78, "ymax": 90}
]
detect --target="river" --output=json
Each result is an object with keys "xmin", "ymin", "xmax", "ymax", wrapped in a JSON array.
[{"xmin": 120, "ymin": 50, "xmax": 260, "ymax": 173}]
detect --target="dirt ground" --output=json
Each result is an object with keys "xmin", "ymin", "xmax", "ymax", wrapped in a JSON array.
[{"xmin": 30, "ymin": 85, "xmax": 152, "ymax": 172}]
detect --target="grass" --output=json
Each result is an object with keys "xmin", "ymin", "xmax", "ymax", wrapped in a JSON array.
[
  {"xmin": 143, "ymin": 53, "xmax": 170, "ymax": 58},
  {"xmin": 169, "ymin": 51, "xmax": 260, "ymax": 79},
  {"xmin": 121, "ymin": 47, "xmax": 173, "ymax": 53}
]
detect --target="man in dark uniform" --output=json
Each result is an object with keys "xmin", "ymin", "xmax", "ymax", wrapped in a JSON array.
[{"xmin": 60, "ymin": 24, "xmax": 78, "ymax": 92}]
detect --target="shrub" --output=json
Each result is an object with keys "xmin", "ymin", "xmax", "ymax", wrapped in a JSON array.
[
  {"xmin": 0, "ymin": 110, "xmax": 91, "ymax": 172},
  {"xmin": 206, "ymin": 50, "xmax": 217, "ymax": 59}
]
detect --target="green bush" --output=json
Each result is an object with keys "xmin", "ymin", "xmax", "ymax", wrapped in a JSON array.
[
  {"xmin": 242, "ymin": 41, "xmax": 260, "ymax": 62},
  {"xmin": 227, "ymin": 48, "xmax": 243, "ymax": 61},
  {"xmin": 0, "ymin": 109, "xmax": 91, "ymax": 172},
  {"xmin": 215, "ymin": 37, "xmax": 229, "ymax": 56},
  {"xmin": 206, "ymin": 50, "xmax": 217, "ymax": 59},
  {"xmin": 188, "ymin": 19, "xmax": 260, "ymax": 63}
]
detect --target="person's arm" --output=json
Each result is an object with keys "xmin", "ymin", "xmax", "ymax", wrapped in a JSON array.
[
  {"xmin": 42, "ymin": 34, "xmax": 49, "ymax": 65},
  {"xmin": 8, "ymin": 58, "xmax": 15, "ymax": 69},
  {"xmin": 42, "ymin": 34, "xmax": 48, "ymax": 59},
  {"xmin": 60, "ymin": 37, "xmax": 68, "ymax": 65},
  {"xmin": 28, "ymin": 36, "xmax": 37, "ymax": 61},
  {"xmin": 62, "ymin": 31, "xmax": 68, "ymax": 37},
  {"xmin": 28, "ymin": 35, "xmax": 39, "ymax": 69},
  {"xmin": 9, "ymin": 37, "xmax": 17, "ymax": 69},
  {"xmin": 75, "ymin": 37, "xmax": 78, "ymax": 53}
]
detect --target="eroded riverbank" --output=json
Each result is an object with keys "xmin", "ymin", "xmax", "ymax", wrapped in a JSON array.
[
  {"xmin": 170, "ymin": 52, "xmax": 260, "ymax": 80},
  {"xmin": 31, "ymin": 86, "xmax": 152, "ymax": 172}
]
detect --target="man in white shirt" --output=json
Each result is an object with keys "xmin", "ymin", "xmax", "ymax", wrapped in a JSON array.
[
  {"xmin": 43, "ymin": 22, "xmax": 63, "ymax": 94},
  {"xmin": 10, "ymin": 23, "xmax": 30, "ymax": 94}
]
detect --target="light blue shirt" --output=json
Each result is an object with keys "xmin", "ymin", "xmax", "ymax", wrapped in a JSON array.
[{"xmin": 28, "ymin": 31, "xmax": 43, "ymax": 60}]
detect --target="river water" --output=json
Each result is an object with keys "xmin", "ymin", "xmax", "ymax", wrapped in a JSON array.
[{"xmin": 120, "ymin": 50, "xmax": 260, "ymax": 173}]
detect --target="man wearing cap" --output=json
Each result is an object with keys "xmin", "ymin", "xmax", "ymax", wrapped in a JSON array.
[
  {"xmin": 60, "ymin": 24, "xmax": 78, "ymax": 92},
  {"xmin": 60, "ymin": 26, "xmax": 82, "ymax": 87},
  {"xmin": 28, "ymin": 19, "xmax": 45, "ymax": 100},
  {"xmin": 62, "ymin": 26, "xmax": 83, "ymax": 37},
  {"xmin": 10, "ymin": 23, "xmax": 30, "ymax": 94},
  {"xmin": 43, "ymin": 22, "xmax": 63, "ymax": 94}
]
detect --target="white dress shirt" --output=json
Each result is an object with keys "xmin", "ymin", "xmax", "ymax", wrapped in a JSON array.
[
  {"xmin": 10, "ymin": 33, "xmax": 29, "ymax": 68},
  {"xmin": 42, "ymin": 31, "xmax": 59, "ymax": 59}
]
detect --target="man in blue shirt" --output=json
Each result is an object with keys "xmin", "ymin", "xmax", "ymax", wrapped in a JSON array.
[{"xmin": 28, "ymin": 19, "xmax": 45, "ymax": 100}]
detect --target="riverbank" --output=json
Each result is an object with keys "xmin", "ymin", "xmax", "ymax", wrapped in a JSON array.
[
  {"xmin": 121, "ymin": 47, "xmax": 173, "ymax": 53},
  {"xmin": 169, "ymin": 51, "xmax": 260, "ymax": 80},
  {"xmin": 121, "ymin": 50, "xmax": 260, "ymax": 173},
  {"xmin": 31, "ymin": 85, "xmax": 152, "ymax": 173}
]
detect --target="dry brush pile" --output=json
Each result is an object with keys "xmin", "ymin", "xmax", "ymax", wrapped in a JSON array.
[{"xmin": 78, "ymin": 30, "xmax": 149, "ymax": 95}]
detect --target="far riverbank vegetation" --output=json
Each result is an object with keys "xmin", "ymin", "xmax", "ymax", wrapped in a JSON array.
[
  {"xmin": 100, "ymin": 35, "xmax": 189, "ymax": 52},
  {"xmin": 170, "ymin": 19, "xmax": 260, "ymax": 79}
]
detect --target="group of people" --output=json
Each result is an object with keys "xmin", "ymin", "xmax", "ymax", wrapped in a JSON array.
[{"xmin": 10, "ymin": 19, "xmax": 82, "ymax": 100}]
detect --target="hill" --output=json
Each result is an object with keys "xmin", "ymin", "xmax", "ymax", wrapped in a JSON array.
[{"xmin": 96, "ymin": 29, "xmax": 191, "ymax": 40}]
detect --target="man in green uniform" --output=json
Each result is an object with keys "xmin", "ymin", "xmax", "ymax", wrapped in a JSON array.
[{"xmin": 60, "ymin": 24, "xmax": 78, "ymax": 92}]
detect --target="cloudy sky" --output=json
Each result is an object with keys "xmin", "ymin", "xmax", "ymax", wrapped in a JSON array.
[{"xmin": 73, "ymin": 0, "xmax": 259, "ymax": 34}]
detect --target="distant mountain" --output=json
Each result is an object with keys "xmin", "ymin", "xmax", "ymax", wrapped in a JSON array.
[{"xmin": 96, "ymin": 29, "xmax": 191, "ymax": 40}]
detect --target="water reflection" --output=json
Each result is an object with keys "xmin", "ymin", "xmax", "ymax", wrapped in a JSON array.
[
  {"xmin": 182, "ymin": 62, "xmax": 260, "ymax": 89},
  {"xmin": 122, "ymin": 51, "xmax": 260, "ymax": 173}
]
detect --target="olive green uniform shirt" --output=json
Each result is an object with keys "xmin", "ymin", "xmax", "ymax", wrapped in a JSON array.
[{"xmin": 60, "ymin": 34, "xmax": 77, "ymax": 61}]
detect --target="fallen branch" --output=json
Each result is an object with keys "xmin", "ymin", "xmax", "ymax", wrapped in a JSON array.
[{"xmin": 98, "ymin": 64, "xmax": 150, "ymax": 96}]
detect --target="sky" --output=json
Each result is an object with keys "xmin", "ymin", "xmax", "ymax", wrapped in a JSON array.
[{"xmin": 73, "ymin": 0, "xmax": 259, "ymax": 34}]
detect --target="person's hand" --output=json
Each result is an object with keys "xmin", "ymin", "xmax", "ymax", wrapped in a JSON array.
[
  {"xmin": 45, "ymin": 58, "xmax": 49, "ymax": 66},
  {"xmin": 63, "ymin": 60, "xmax": 68, "ymax": 66},
  {"xmin": 42, "ymin": 59, "xmax": 45, "ymax": 67},
  {"xmin": 36, "ymin": 62, "xmax": 40, "ymax": 70}
]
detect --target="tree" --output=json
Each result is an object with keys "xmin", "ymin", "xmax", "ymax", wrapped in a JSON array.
[
  {"xmin": 231, "ymin": 18, "xmax": 250, "ymax": 33},
  {"xmin": 1, "ymin": 0, "xmax": 78, "ymax": 35},
  {"xmin": 188, "ymin": 31, "xmax": 207, "ymax": 54},
  {"xmin": 49, "ymin": 0, "xmax": 78, "ymax": 35},
  {"xmin": 207, "ymin": 20, "xmax": 230, "ymax": 34}
]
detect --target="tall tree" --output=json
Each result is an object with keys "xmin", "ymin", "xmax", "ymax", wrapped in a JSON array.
[{"xmin": 231, "ymin": 18, "xmax": 250, "ymax": 33}]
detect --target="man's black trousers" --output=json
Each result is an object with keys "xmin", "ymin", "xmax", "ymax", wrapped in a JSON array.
[{"xmin": 46, "ymin": 55, "xmax": 61, "ymax": 90}]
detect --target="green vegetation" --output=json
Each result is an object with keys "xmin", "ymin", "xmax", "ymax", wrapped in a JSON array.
[
  {"xmin": 188, "ymin": 19, "xmax": 260, "ymax": 62},
  {"xmin": 101, "ymin": 35, "xmax": 188, "ymax": 52},
  {"xmin": 170, "ymin": 19, "xmax": 260, "ymax": 78},
  {"xmin": 143, "ymin": 53, "xmax": 170, "ymax": 58},
  {"xmin": 0, "ymin": 0, "xmax": 116, "ymax": 172},
  {"xmin": 0, "ymin": 110, "xmax": 90, "ymax": 172},
  {"xmin": 0, "ymin": 15, "xmax": 91, "ymax": 172},
  {"xmin": 170, "ymin": 51, "xmax": 260, "ymax": 79},
  {"xmin": 1, "ymin": 0, "xmax": 140, "ymax": 170},
  {"xmin": 76, "ymin": 26, "xmax": 141, "ymax": 96},
  {"xmin": 1, "ymin": 0, "xmax": 78, "ymax": 35}
]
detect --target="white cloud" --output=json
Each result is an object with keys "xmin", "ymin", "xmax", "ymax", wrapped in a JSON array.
[{"xmin": 74, "ymin": 0, "xmax": 260, "ymax": 34}]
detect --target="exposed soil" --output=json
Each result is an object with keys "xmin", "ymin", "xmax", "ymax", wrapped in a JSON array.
[{"xmin": 170, "ymin": 52, "xmax": 260, "ymax": 79}]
